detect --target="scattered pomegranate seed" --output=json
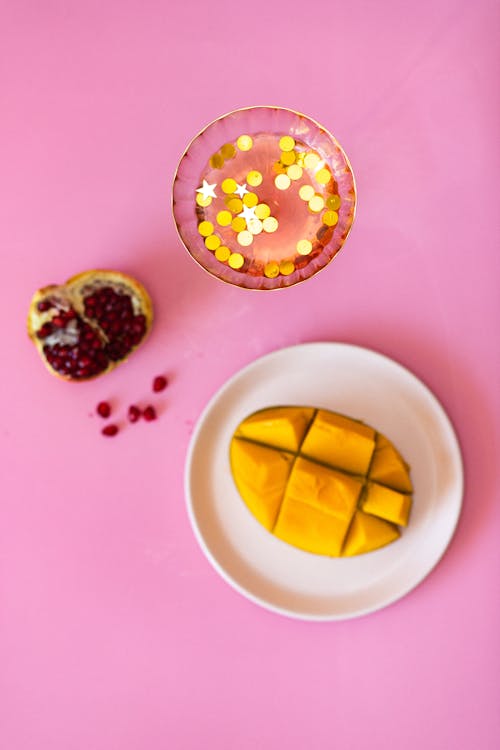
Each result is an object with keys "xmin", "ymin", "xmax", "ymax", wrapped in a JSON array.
[
  {"xmin": 96, "ymin": 401, "xmax": 111, "ymax": 418},
  {"xmin": 152, "ymin": 375, "xmax": 168, "ymax": 392},
  {"xmin": 143, "ymin": 405, "xmax": 157, "ymax": 421},
  {"xmin": 37, "ymin": 300, "xmax": 51, "ymax": 312},
  {"xmin": 102, "ymin": 424, "xmax": 119, "ymax": 437},
  {"xmin": 128, "ymin": 405, "xmax": 141, "ymax": 423}
]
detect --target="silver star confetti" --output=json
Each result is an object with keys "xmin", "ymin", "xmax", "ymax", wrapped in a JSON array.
[{"xmin": 196, "ymin": 180, "xmax": 217, "ymax": 200}]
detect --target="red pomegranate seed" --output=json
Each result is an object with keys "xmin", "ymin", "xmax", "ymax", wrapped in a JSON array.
[
  {"xmin": 143, "ymin": 405, "xmax": 157, "ymax": 422},
  {"xmin": 152, "ymin": 375, "xmax": 168, "ymax": 392},
  {"xmin": 96, "ymin": 401, "xmax": 111, "ymax": 418},
  {"xmin": 102, "ymin": 424, "xmax": 119, "ymax": 437},
  {"xmin": 128, "ymin": 405, "xmax": 141, "ymax": 423},
  {"xmin": 37, "ymin": 300, "xmax": 51, "ymax": 312}
]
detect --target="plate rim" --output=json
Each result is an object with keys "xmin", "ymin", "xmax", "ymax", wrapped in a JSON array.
[{"xmin": 184, "ymin": 341, "xmax": 464, "ymax": 621}]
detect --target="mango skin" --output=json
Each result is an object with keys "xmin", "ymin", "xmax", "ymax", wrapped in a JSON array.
[{"xmin": 230, "ymin": 406, "xmax": 413, "ymax": 557}]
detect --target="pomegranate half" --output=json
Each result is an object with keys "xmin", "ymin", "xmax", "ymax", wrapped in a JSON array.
[{"xmin": 27, "ymin": 270, "xmax": 153, "ymax": 381}]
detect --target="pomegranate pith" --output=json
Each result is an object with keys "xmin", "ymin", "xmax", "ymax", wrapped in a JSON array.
[
  {"xmin": 102, "ymin": 424, "xmax": 119, "ymax": 436},
  {"xmin": 97, "ymin": 401, "xmax": 111, "ymax": 418},
  {"xmin": 152, "ymin": 375, "xmax": 168, "ymax": 392},
  {"xmin": 143, "ymin": 405, "xmax": 157, "ymax": 421}
]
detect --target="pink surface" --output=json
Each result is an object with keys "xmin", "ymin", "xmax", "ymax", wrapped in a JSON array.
[{"xmin": 1, "ymin": 1, "xmax": 499, "ymax": 748}]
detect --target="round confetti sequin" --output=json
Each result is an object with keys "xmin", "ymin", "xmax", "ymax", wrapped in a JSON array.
[
  {"xmin": 308, "ymin": 194, "xmax": 325, "ymax": 213},
  {"xmin": 280, "ymin": 150, "xmax": 296, "ymax": 166},
  {"xmin": 279, "ymin": 260, "xmax": 295, "ymax": 275},
  {"xmin": 216, "ymin": 210, "xmax": 232, "ymax": 226},
  {"xmin": 326, "ymin": 194, "xmax": 341, "ymax": 210},
  {"xmin": 209, "ymin": 153, "xmax": 224, "ymax": 169},
  {"xmin": 243, "ymin": 192, "xmax": 258, "ymax": 207},
  {"xmin": 255, "ymin": 203, "xmax": 271, "ymax": 220},
  {"xmin": 237, "ymin": 230, "xmax": 253, "ymax": 247},
  {"xmin": 247, "ymin": 170, "xmax": 263, "ymax": 187},
  {"xmin": 198, "ymin": 221, "xmax": 214, "ymax": 237},
  {"xmin": 205, "ymin": 234, "xmax": 221, "ymax": 250},
  {"xmin": 264, "ymin": 261, "xmax": 280, "ymax": 278},
  {"xmin": 322, "ymin": 210, "xmax": 339, "ymax": 226},
  {"xmin": 236, "ymin": 135, "xmax": 253, "ymax": 151},
  {"xmin": 275, "ymin": 174, "xmax": 291, "ymax": 190},
  {"xmin": 231, "ymin": 216, "xmax": 246, "ymax": 232},
  {"xmin": 215, "ymin": 245, "xmax": 231, "ymax": 262},
  {"xmin": 279, "ymin": 136, "xmax": 295, "ymax": 152},
  {"xmin": 220, "ymin": 143, "xmax": 236, "ymax": 160},
  {"xmin": 263, "ymin": 216, "xmax": 279, "ymax": 233},
  {"xmin": 222, "ymin": 178, "xmax": 238, "ymax": 194},
  {"xmin": 299, "ymin": 184, "xmax": 315, "ymax": 201},
  {"xmin": 273, "ymin": 161, "xmax": 286, "ymax": 174},
  {"xmin": 296, "ymin": 152, "xmax": 305, "ymax": 167},
  {"xmin": 304, "ymin": 152, "xmax": 320, "ymax": 169},
  {"xmin": 248, "ymin": 218, "xmax": 263, "ymax": 235},
  {"xmin": 229, "ymin": 252, "xmax": 245, "ymax": 268},
  {"xmin": 196, "ymin": 193, "xmax": 212, "ymax": 207},
  {"xmin": 226, "ymin": 196, "xmax": 243, "ymax": 213},
  {"xmin": 287, "ymin": 164, "xmax": 303, "ymax": 181},
  {"xmin": 297, "ymin": 239, "xmax": 313, "ymax": 255},
  {"xmin": 315, "ymin": 168, "xmax": 331, "ymax": 185}
]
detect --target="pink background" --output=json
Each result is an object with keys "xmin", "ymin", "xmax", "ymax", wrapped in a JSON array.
[{"xmin": 1, "ymin": 1, "xmax": 499, "ymax": 748}]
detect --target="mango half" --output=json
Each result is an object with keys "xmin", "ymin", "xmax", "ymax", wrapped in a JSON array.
[{"xmin": 230, "ymin": 407, "xmax": 413, "ymax": 557}]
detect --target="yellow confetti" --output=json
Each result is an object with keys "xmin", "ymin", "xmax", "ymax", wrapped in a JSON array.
[
  {"xmin": 196, "ymin": 193, "xmax": 212, "ymax": 207},
  {"xmin": 226, "ymin": 196, "xmax": 243, "ymax": 213},
  {"xmin": 248, "ymin": 218, "xmax": 263, "ymax": 235},
  {"xmin": 296, "ymin": 152, "xmax": 305, "ymax": 167},
  {"xmin": 236, "ymin": 135, "xmax": 253, "ymax": 151},
  {"xmin": 263, "ymin": 216, "xmax": 279, "ymax": 233},
  {"xmin": 297, "ymin": 239, "xmax": 313, "ymax": 255},
  {"xmin": 222, "ymin": 178, "xmax": 238, "ymax": 194},
  {"xmin": 237, "ymin": 230, "xmax": 253, "ymax": 247},
  {"xmin": 231, "ymin": 216, "xmax": 247, "ymax": 232},
  {"xmin": 315, "ymin": 168, "xmax": 331, "ymax": 185},
  {"xmin": 308, "ymin": 194, "xmax": 325, "ymax": 213},
  {"xmin": 280, "ymin": 150, "xmax": 296, "ymax": 166},
  {"xmin": 247, "ymin": 170, "xmax": 263, "ymax": 187},
  {"xmin": 279, "ymin": 136, "xmax": 295, "ymax": 152},
  {"xmin": 279, "ymin": 260, "xmax": 295, "ymax": 275},
  {"xmin": 287, "ymin": 164, "xmax": 303, "ymax": 181},
  {"xmin": 264, "ymin": 261, "xmax": 279, "ymax": 278},
  {"xmin": 299, "ymin": 184, "xmax": 315, "ymax": 201},
  {"xmin": 229, "ymin": 252, "xmax": 245, "ymax": 268},
  {"xmin": 322, "ymin": 210, "xmax": 339, "ymax": 226},
  {"xmin": 255, "ymin": 203, "xmax": 271, "ymax": 220},
  {"xmin": 198, "ymin": 221, "xmax": 214, "ymax": 237},
  {"xmin": 215, "ymin": 245, "xmax": 231, "ymax": 262},
  {"xmin": 304, "ymin": 152, "xmax": 320, "ymax": 169},
  {"xmin": 243, "ymin": 192, "xmax": 258, "ymax": 207},
  {"xmin": 216, "ymin": 210, "xmax": 232, "ymax": 226},
  {"xmin": 275, "ymin": 174, "xmax": 291, "ymax": 190},
  {"xmin": 220, "ymin": 143, "xmax": 236, "ymax": 160},
  {"xmin": 209, "ymin": 153, "xmax": 224, "ymax": 169},
  {"xmin": 273, "ymin": 161, "xmax": 286, "ymax": 174},
  {"xmin": 205, "ymin": 234, "xmax": 221, "ymax": 250},
  {"xmin": 326, "ymin": 194, "xmax": 341, "ymax": 210}
]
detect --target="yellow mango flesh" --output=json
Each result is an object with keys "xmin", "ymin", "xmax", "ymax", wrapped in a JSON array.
[{"xmin": 230, "ymin": 406, "xmax": 413, "ymax": 557}]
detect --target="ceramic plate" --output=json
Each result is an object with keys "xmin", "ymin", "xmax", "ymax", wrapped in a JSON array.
[{"xmin": 185, "ymin": 343, "xmax": 463, "ymax": 620}]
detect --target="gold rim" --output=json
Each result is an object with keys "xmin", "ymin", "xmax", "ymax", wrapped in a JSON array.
[{"xmin": 170, "ymin": 105, "xmax": 357, "ymax": 291}]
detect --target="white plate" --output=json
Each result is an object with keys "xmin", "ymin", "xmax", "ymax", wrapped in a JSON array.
[{"xmin": 185, "ymin": 343, "xmax": 463, "ymax": 620}]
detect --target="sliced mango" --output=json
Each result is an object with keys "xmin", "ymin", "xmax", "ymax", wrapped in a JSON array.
[
  {"xmin": 369, "ymin": 434, "xmax": 413, "ymax": 493},
  {"xmin": 362, "ymin": 482, "xmax": 412, "ymax": 526},
  {"xmin": 234, "ymin": 406, "xmax": 314, "ymax": 452},
  {"xmin": 342, "ymin": 511, "xmax": 400, "ymax": 556},
  {"xmin": 230, "ymin": 439, "xmax": 294, "ymax": 530},
  {"xmin": 230, "ymin": 406, "xmax": 413, "ymax": 557},
  {"xmin": 300, "ymin": 410, "xmax": 375, "ymax": 475}
]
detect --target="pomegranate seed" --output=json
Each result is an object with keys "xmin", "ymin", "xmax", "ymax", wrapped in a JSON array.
[
  {"xmin": 153, "ymin": 375, "xmax": 167, "ymax": 392},
  {"xmin": 52, "ymin": 316, "xmax": 65, "ymax": 328},
  {"xmin": 96, "ymin": 401, "xmax": 111, "ymax": 418},
  {"xmin": 102, "ymin": 424, "xmax": 119, "ymax": 437},
  {"xmin": 128, "ymin": 404, "xmax": 141, "ymax": 423},
  {"xmin": 143, "ymin": 405, "xmax": 157, "ymax": 422},
  {"xmin": 37, "ymin": 300, "xmax": 51, "ymax": 312}
]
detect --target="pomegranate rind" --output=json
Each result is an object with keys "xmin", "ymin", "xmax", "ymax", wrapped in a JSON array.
[{"xmin": 27, "ymin": 269, "xmax": 153, "ymax": 382}]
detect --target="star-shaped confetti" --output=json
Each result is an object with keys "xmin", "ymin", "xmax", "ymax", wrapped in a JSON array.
[
  {"xmin": 196, "ymin": 180, "xmax": 217, "ymax": 200},
  {"xmin": 234, "ymin": 183, "xmax": 250, "ymax": 198},
  {"xmin": 238, "ymin": 204, "xmax": 258, "ymax": 224}
]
